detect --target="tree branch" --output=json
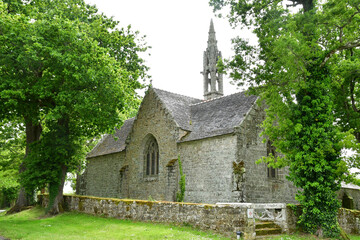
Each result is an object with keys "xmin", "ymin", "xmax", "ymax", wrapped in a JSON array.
[
  {"xmin": 350, "ymin": 76, "xmax": 360, "ymax": 113},
  {"xmin": 321, "ymin": 39, "xmax": 360, "ymax": 67}
]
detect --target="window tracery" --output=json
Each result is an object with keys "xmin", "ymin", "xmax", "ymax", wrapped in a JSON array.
[{"xmin": 145, "ymin": 136, "xmax": 159, "ymax": 176}]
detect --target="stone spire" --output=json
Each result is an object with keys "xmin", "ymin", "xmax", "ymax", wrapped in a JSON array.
[{"xmin": 202, "ymin": 19, "xmax": 223, "ymax": 100}]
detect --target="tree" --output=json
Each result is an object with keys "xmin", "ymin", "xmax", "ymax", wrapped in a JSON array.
[
  {"xmin": 210, "ymin": 0, "xmax": 360, "ymax": 237},
  {"xmin": 0, "ymin": 0, "xmax": 148, "ymax": 214},
  {"xmin": 0, "ymin": 121, "xmax": 25, "ymax": 207}
]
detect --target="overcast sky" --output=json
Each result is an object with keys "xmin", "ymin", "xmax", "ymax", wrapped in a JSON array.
[{"xmin": 83, "ymin": 0, "xmax": 255, "ymax": 99}]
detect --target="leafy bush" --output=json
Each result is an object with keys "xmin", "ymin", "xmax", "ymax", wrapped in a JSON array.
[{"xmin": 176, "ymin": 156, "xmax": 185, "ymax": 202}]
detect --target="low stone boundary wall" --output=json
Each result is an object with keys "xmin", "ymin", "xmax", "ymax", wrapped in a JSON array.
[
  {"xmin": 41, "ymin": 195, "xmax": 256, "ymax": 239},
  {"xmin": 286, "ymin": 205, "xmax": 360, "ymax": 235},
  {"xmin": 40, "ymin": 195, "xmax": 360, "ymax": 238},
  {"xmin": 338, "ymin": 208, "xmax": 360, "ymax": 234}
]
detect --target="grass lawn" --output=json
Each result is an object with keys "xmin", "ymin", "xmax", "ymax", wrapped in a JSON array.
[
  {"xmin": 264, "ymin": 233, "xmax": 360, "ymax": 240},
  {"xmin": 2, "ymin": 207, "xmax": 360, "ymax": 240},
  {"xmin": 0, "ymin": 207, "xmax": 229, "ymax": 240}
]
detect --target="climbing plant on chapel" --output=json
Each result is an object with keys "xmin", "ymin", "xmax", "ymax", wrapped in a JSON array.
[{"xmin": 176, "ymin": 156, "xmax": 186, "ymax": 202}]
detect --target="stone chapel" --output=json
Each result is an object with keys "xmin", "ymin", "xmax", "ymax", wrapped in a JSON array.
[{"xmin": 78, "ymin": 20, "xmax": 360, "ymax": 208}]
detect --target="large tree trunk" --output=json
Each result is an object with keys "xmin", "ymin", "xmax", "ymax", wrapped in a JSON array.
[
  {"xmin": 7, "ymin": 120, "xmax": 42, "ymax": 214},
  {"xmin": 47, "ymin": 164, "xmax": 67, "ymax": 215},
  {"xmin": 47, "ymin": 117, "xmax": 70, "ymax": 215}
]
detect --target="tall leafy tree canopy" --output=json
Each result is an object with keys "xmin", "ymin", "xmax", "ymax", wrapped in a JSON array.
[
  {"xmin": 0, "ymin": 0, "xmax": 148, "ymax": 214},
  {"xmin": 210, "ymin": 0, "xmax": 360, "ymax": 237}
]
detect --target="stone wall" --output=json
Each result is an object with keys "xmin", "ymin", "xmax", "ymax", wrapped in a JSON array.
[
  {"xmin": 84, "ymin": 152, "xmax": 125, "ymax": 198},
  {"xmin": 286, "ymin": 205, "xmax": 360, "ymax": 235},
  {"xmin": 40, "ymin": 194, "xmax": 360, "ymax": 238},
  {"xmin": 179, "ymin": 134, "xmax": 237, "ymax": 204},
  {"xmin": 338, "ymin": 187, "xmax": 360, "ymax": 210},
  {"xmin": 47, "ymin": 195, "xmax": 256, "ymax": 239},
  {"xmin": 236, "ymin": 105, "xmax": 298, "ymax": 204},
  {"xmin": 80, "ymin": 91, "xmax": 299, "ymax": 205},
  {"xmin": 338, "ymin": 208, "xmax": 360, "ymax": 234},
  {"xmin": 125, "ymin": 89, "xmax": 180, "ymax": 201}
]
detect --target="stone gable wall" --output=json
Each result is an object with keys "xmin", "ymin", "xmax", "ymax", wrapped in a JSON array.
[
  {"xmin": 124, "ymin": 89, "xmax": 180, "ymax": 201},
  {"xmin": 236, "ymin": 104, "xmax": 298, "ymax": 204},
  {"xmin": 179, "ymin": 134, "xmax": 237, "ymax": 204},
  {"xmin": 84, "ymin": 152, "xmax": 125, "ymax": 198}
]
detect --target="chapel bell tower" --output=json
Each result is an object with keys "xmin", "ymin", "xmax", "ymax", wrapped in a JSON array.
[{"xmin": 202, "ymin": 19, "xmax": 224, "ymax": 100}]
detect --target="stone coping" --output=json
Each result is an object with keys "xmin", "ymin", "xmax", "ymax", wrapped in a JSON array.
[
  {"xmin": 59, "ymin": 194, "xmax": 219, "ymax": 208},
  {"xmin": 216, "ymin": 203, "xmax": 287, "ymax": 209}
]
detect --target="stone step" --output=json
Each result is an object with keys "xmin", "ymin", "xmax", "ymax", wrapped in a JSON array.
[
  {"xmin": 255, "ymin": 221, "xmax": 278, "ymax": 229},
  {"xmin": 256, "ymin": 227, "xmax": 282, "ymax": 236},
  {"xmin": 256, "ymin": 234, "xmax": 282, "ymax": 239}
]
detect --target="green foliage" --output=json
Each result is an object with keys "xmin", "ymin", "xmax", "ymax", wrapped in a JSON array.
[
  {"xmin": 0, "ymin": 121, "xmax": 24, "ymax": 190},
  {"xmin": 232, "ymin": 161, "xmax": 245, "ymax": 176},
  {"xmin": 0, "ymin": 0, "xmax": 148, "ymax": 211},
  {"xmin": 176, "ymin": 156, "xmax": 186, "ymax": 202},
  {"xmin": 232, "ymin": 161, "xmax": 245, "ymax": 190},
  {"xmin": 0, "ymin": 121, "xmax": 25, "ymax": 206},
  {"xmin": 210, "ymin": 0, "xmax": 360, "ymax": 237}
]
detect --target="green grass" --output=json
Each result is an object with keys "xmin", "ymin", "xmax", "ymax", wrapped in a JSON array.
[
  {"xmin": 0, "ymin": 207, "xmax": 229, "ymax": 240},
  {"xmin": 265, "ymin": 234, "xmax": 323, "ymax": 239},
  {"xmin": 265, "ymin": 233, "xmax": 360, "ymax": 240},
  {"xmin": 2, "ymin": 207, "xmax": 360, "ymax": 240}
]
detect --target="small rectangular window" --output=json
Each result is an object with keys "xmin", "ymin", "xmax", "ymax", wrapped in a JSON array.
[
  {"xmin": 267, "ymin": 140, "xmax": 277, "ymax": 178},
  {"xmin": 268, "ymin": 167, "xmax": 276, "ymax": 178}
]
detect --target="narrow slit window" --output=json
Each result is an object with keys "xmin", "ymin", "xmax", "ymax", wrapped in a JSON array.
[{"xmin": 267, "ymin": 140, "xmax": 277, "ymax": 178}]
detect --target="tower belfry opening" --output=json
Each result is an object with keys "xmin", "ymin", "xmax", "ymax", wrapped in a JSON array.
[{"xmin": 201, "ymin": 19, "xmax": 224, "ymax": 100}]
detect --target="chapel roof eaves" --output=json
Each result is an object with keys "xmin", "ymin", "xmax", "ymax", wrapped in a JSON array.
[{"xmin": 86, "ymin": 117, "xmax": 135, "ymax": 159}]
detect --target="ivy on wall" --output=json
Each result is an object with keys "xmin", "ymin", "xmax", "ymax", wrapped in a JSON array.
[{"xmin": 176, "ymin": 156, "xmax": 185, "ymax": 202}]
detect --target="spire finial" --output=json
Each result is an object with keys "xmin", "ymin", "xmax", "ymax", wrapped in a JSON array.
[
  {"xmin": 209, "ymin": 19, "xmax": 215, "ymax": 33},
  {"xmin": 201, "ymin": 20, "xmax": 223, "ymax": 100}
]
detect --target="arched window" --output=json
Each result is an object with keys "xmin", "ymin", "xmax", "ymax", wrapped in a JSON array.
[{"xmin": 145, "ymin": 136, "xmax": 159, "ymax": 176}]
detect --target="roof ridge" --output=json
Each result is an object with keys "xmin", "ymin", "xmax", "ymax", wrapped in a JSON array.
[
  {"xmin": 152, "ymin": 88, "xmax": 202, "ymax": 101},
  {"xmin": 190, "ymin": 90, "xmax": 248, "ymax": 106}
]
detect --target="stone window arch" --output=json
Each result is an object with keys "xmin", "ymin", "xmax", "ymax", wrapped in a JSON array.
[{"xmin": 144, "ymin": 135, "xmax": 159, "ymax": 176}]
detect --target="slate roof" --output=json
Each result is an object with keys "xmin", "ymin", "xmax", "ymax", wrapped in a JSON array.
[
  {"xmin": 183, "ymin": 92, "xmax": 258, "ymax": 142},
  {"xmin": 87, "ymin": 117, "xmax": 135, "ymax": 159},
  {"xmin": 341, "ymin": 182, "xmax": 360, "ymax": 190},
  {"xmin": 87, "ymin": 88, "xmax": 258, "ymax": 158},
  {"xmin": 152, "ymin": 88, "xmax": 202, "ymax": 131}
]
